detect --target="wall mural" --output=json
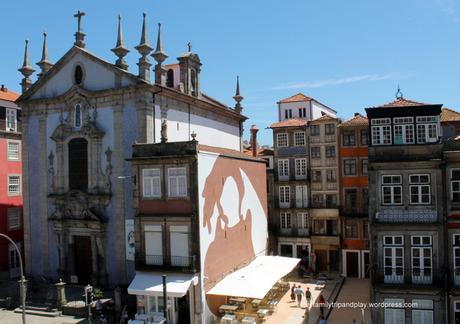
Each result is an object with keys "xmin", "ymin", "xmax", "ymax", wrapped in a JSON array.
[{"xmin": 198, "ymin": 154, "xmax": 268, "ymax": 316}]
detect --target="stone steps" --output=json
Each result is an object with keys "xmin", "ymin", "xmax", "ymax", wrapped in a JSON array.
[{"xmin": 14, "ymin": 303, "xmax": 60, "ymax": 317}]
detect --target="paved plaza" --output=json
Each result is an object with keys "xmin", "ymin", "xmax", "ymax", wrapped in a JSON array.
[{"xmin": 0, "ymin": 311, "xmax": 86, "ymax": 324}]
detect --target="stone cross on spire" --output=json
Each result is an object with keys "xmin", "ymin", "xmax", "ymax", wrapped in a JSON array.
[
  {"xmin": 73, "ymin": 10, "xmax": 86, "ymax": 48},
  {"xmin": 187, "ymin": 42, "xmax": 192, "ymax": 52}
]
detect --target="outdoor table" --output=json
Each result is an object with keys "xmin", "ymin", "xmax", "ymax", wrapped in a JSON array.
[
  {"xmin": 251, "ymin": 299, "xmax": 262, "ymax": 308},
  {"xmin": 128, "ymin": 320, "xmax": 145, "ymax": 324},
  {"xmin": 229, "ymin": 297, "xmax": 247, "ymax": 304},
  {"xmin": 218, "ymin": 304, "xmax": 239, "ymax": 314},
  {"xmin": 135, "ymin": 314, "xmax": 149, "ymax": 321},
  {"xmin": 242, "ymin": 316, "xmax": 257, "ymax": 324},
  {"xmin": 257, "ymin": 308, "xmax": 269, "ymax": 318}
]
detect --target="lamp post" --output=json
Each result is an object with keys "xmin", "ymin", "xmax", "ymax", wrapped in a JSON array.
[
  {"xmin": 162, "ymin": 274, "xmax": 168, "ymax": 324},
  {"xmin": 0, "ymin": 233, "xmax": 26, "ymax": 324}
]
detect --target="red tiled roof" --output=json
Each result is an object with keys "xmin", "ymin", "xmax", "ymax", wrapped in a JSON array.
[
  {"xmin": 310, "ymin": 114, "xmax": 337, "ymax": 123},
  {"xmin": 270, "ymin": 118, "xmax": 307, "ymax": 128},
  {"xmin": 277, "ymin": 93, "xmax": 312, "ymax": 104},
  {"xmin": 198, "ymin": 144, "xmax": 264, "ymax": 161},
  {"xmin": 340, "ymin": 113, "xmax": 368, "ymax": 127},
  {"xmin": 441, "ymin": 108, "xmax": 460, "ymax": 122},
  {"xmin": 243, "ymin": 147, "xmax": 274, "ymax": 157},
  {"xmin": 372, "ymin": 97, "xmax": 430, "ymax": 108},
  {"xmin": 0, "ymin": 89, "xmax": 20, "ymax": 102}
]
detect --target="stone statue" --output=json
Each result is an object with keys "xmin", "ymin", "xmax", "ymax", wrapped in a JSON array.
[{"xmin": 161, "ymin": 119, "xmax": 168, "ymax": 143}]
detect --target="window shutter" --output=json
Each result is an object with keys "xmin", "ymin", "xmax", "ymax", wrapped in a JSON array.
[
  {"xmin": 0, "ymin": 107, "xmax": 5, "ymax": 120},
  {"xmin": 296, "ymin": 186, "xmax": 302, "ymax": 208},
  {"xmin": 16, "ymin": 110, "xmax": 21, "ymax": 122}
]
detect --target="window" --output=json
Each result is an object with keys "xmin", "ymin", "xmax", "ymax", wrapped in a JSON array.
[
  {"xmin": 345, "ymin": 220, "xmax": 358, "ymax": 238},
  {"xmin": 312, "ymin": 170, "xmax": 321, "ymax": 182},
  {"xmin": 363, "ymin": 188, "xmax": 369, "ymax": 210},
  {"xmin": 383, "ymin": 236, "xmax": 404, "ymax": 283},
  {"xmin": 393, "ymin": 117, "xmax": 414, "ymax": 144},
  {"xmin": 360, "ymin": 129, "xmax": 368, "ymax": 145},
  {"xmin": 326, "ymin": 170, "xmax": 336, "ymax": 182},
  {"xmin": 384, "ymin": 298, "xmax": 405, "ymax": 324},
  {"xmin": 344, "ymin": 189, "xmax": 357, "ymax": 210},
  {"xmin": 190, "ymin": 69, "xmax": 198, "ymax": 96},
  {"xmin": 294, "ymin": 159, "xmax": 306, "ymax": 179},
  {"xmin": 7, "ymin": 208, "xmax": 20, "ymax": 230},
  {"xmin": 6, "ymin": 108, "xmax": 17, "ymax": 132},
  {"xmin": 166, "ymin": 69, "xmax": 174, "ymax": 87},
  {"xmin": 411, "ymin": 236, "xmax": 432, "ymax": 284},
  {"xmin": 9, "ymin": 243, "xmax": 21, "ymax": 277},
  {"xmin": 144, "ymin": 225, "xmax": 163, "ymax": 265},
  {"xmin": 343, "ymin": 159, "xmax": 356, "ymax": 176},
  {"xmin": 409, "ymin": 174, "xmax": 430, "ymax": 204},
  {"xmin": 297, "ymin": 213, "xmax": 308, "ymax": 229},
  {"xmin": 279, "ymin": 186, "xmax": 290, "ymax": 207},
  {"xmin": 294, "ymin": 132, "xmax": 306, "ymax": 146},
  {"xmin": 416, "ymin": 116, "xmax": 438, "ymax": 143},
  {"xmin": 168, "ymin": 167, "xmax": 187, "ymax": 197},
  {"xmin": 313, "ymin": 220, "xmax": 327, "ymax": 235},
  {"xmin": 310, "ymin": 125, "xmax": 320, "ymax": 136},
  {"xmin": 371, "ymin": 118, "xmax": 391, "ymax": 145},
  {"xmin": 451, "ymin": 170, "xmax": 460, "ymax": 202},
  {"xmin": 143, "ymin": 168, "xmax": 161, "ymax": 198},
  {"xmin": 325, "ymin": 146, "xmax": 336, "ymax": 158},
  {"xmin": 170, "ymin": 226, "xmax": 190, "ymax": 266},
  {"xmin": 343, "ymin": 131, "xmax": 355, "ymax": 146},
  {"xmin": 295, "ymin": 185, "xmax": 308, "ymax": 208},
  {"xmin": 361, "ymin": 159, "xmax": 368, "ymax": 176},
  {"xmin": 8, "ymin": 175, "xmax": 20, "ymax": 195},
  {"xmin": 68, "ymin": 138, "xmax": 88, "ymax": 190},
  {"xmin": 325, "ymin": 123, "xmax": 335, "ymax": 135},
  {"xmin": 74, "ymin": 104, "xmax": 82, "ymax": 128},
  {"xmin": 382, "ymin": 175, "xmax": 402, "ymax": 205},
  {"xmin": 277, "ymin": 133, "xmax": 288, "ymax": 147},
  {"xmin": 298, "ymin": 107, "xmax": 307, "ymax": 118},
  {"xmin": 363, "ymin": 220, "xmax": 369, "ymax": 239},
  {"xmin": 280, "ymin": 213, "xmax": 291, "ymax": 229},
  {"xmin": 311, "ymin": 147, "xmax": 320, "ymax": 158},
  {"xmin": 74, "ymin": 65, "xmax": 83, "ymax": 84},
  {"xmin": 412, "ymin": 300, "xmax": 433, "ymax": 324},
  {"xmin": 278, "ymin": 159, "xmax": 289, "ymax": 179},
  {"xmin": 312, "ymin": 194, "xmax": 323, "ymax": 208},
  {"xmin": 7, "ymin": 141, "xmax": 20, "ymax": 161},
  {"xmin": 326, "ymin": 194, "xmax": 337, "ymax": 208},
  {"xmin": 284, "ymin": 109, "xmax": 292, "ymax": 119},
  {"xmin": 454, "ymin": 235, "xmax": 460, "ymax": 285}
]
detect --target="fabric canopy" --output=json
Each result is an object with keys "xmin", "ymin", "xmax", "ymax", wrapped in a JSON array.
[
  {"xmin": 128, "ymin": 272, "xmax": 198, "ymax": 298},
  {"xmin": 206, "ymin": 255, "xmax": 300, "ymax": 299}
]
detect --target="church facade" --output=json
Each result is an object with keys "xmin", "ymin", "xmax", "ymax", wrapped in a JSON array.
[{"xmin": 16, "ymin": 12, "xmax": 246, "ymax": 287}]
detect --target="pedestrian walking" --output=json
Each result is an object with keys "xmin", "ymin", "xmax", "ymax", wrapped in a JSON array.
[
  {"xmin": 290, "ymin": 283, "xmax": 296, "ymax": 302},
  {"xmin": 318, "ymin": 294, "xmax": 326, "ymax": 316},
  {"xmin": 319, "ymin": 315, "xmax": 327, "ymax": 324},
  {"xmin": 305, "ymin": 287, "xmax": 312, "ymax": 307},
  {"xmin": 120, "ymin": 305, "xmax": 128, "ymax": 324},
  {"xmin": 294, "ymin": 284, "xmax": 304, "ymax": 307}
]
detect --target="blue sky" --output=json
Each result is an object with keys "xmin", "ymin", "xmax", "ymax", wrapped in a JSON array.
[{"xmin": 2, "ymin": 0, "xmax": 460, "ymax": 145}]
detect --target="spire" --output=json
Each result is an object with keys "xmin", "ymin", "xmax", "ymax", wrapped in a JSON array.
[
  {"xmin": 73, "ymin": 10, "xmax": 86, "ymax": 48},
  {"xmin": 111, "ymin": 14, "xmax": 130, "ymax": 70},
  {"xmin": 233, "ymin": 76, "xmax": 243, "ymax": 113},
  {"xmin": 396, "ymin": 84, "xmax": 403, "ymax": 99},
  {"xmin": 135, "ymin": 13, "xmax": 153, "ymax": 82},
  {"xmin": 18, "ymin": 39, "xmax": 35, "ymax": 93},
  {"xmin": 152, "ymin": 23, "xmax": 168, "ymax": 64},
  {"xmin": 36, "ymin": 32, "xmax": 53, "ymax": 78}
]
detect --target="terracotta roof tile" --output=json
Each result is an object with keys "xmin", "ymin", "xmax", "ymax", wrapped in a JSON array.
[
  {"xmin": 277, "ymin": 93, "xmax": 312, "ymax": 104},
  {"xmin": 0, "ymin": 89, "xmax": 20, "ymax": 102},
  {"xmin": 243, "ymin": 147, "xmax": 274, "ymax": 157},
  {"xmin": 198, "ymin": 144, "xmax": 264, "ymax": 161},
  {"xmin": 270, "ymin": 118, "xmax": 307, "ymax": 128},
  {"xmin": 441, "ymin": 108, "xmax": 460, "ymax": 122},
  {"xmin": 372, "ymin": 97, "xmax": 430, "ymax": 108},
  {"xmin": 310, "ymin": 114, "xmax": 337, "ymax": 123},
  {"xmin": 340, "ymin": 113, "xmax": 368, "ymax": 127}
]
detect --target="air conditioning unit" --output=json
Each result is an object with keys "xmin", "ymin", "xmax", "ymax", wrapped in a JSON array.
[
  {"xmin": 241, "ymin": 316, "xmax": 257, "ymax": 324},
  {"xmin": 220, "ymin": 314, "xmax": 236, "ymax": 324}
]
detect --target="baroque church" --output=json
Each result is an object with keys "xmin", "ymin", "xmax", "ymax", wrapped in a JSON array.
[{"xmin": 16, "ymin": 11, "xmax": 246, "ymax": 287}]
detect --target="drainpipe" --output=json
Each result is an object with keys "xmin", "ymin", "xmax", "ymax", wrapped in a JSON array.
[{"xmin": 442, "ymin": 160, "xmax": 450, "ymax": 322}]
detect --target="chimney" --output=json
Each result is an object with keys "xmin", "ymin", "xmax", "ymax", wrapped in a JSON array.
[
  {"xmin": 1, "ymin": 85, "xmax": 6, "ymax": 92},
  {"xmin": 354, "ymin": 112, "xmax": 360, "ymax": 117},
  {"xmin": 250, "ymin": 125, "xmax": 259, "ymax": 157}
]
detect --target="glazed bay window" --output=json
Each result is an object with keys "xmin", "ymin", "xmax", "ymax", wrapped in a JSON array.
[
  {"xmin": 142, "ymin": 168, "xmax": 161, "ymax": 198},
  {"xmin": 280, "ymin": 212, "xmax": 291, "ymax": 229},
  {"xmin": 451, "ymin": 169, "xmax": 460, "ymax": 203},
  {"xmin": 295, "ymin": 185, "xmax": 308, "ymax": 208},
  {"xmin": 310, "ymin": 125, "xmax": 320, "ymax": 136},
  {"xmin": 311, "ymin": 146, "xmax": 320, "ymax": 159},
  {"xmin": 325, "ymin": 146, "xmax": 336, "ymax": 158},
  {"xmin": 371, "ymin": 118, "xmax": 391, "ymax": 145},
  {"xmin": 343, "ymin": 159, "xmax": 356, "ymax": 176},
  {"xmin": 7, "ymin": 141, "xmax": 20, "ymax": 161},
  {"xmin": 393, "ymin": 117, "xmax": 414, "ymax": 144},
  {"xmin": 294, "ymin": 158, "xmax": 306, "ymax": 179},
  {"xmin": 277, "ymin": 133, "xmax": 288, "ymax": 147},
  {"xmin": 6, "ymin": 108, "xmax": 17, "ymax": 132},
  {"xmin": 8, "ymin": 175, "xmax": 20, "ymax": 196},
  {"xmin": 454, "ymin": 234, "xmax": 460, "ymax": 285},
  {"xmin": 410, "ymin": 174, "xmax": 430, "ymax": 204},
  {"xmin": 144, "ymin": 225, "xmax": 163, "ymax": 265},
  {"xmin": 279, "ymin": 186, "xmax": 290, "ymax": 208},
  {"xmin": 294, "ymin": 132, "xmax": 306, "ymax": 146},
  {"xmin": 411, "ymin": 236, "xmax": 432, "ymax": 284},
  {"xmin": 343, "ymin": 131, "xmax": 355, "ymax": 146},
  {"xmin": 383, "ymin": 236, "xmax": 404, "ymax": 283},
  {"xmin": 278, "ymin": 159, "xmax": 289, "ymax": 180},
  {"xmin": 416, "ymin": 116, "xmax": 438, "ymax": 143},
  {"xmin": 382, "ymin": 175, "xmax": 402, "ymax": 205},
  {"xmin": 168, "ymin": 167, "xmax": 187, "ymax": 198}
]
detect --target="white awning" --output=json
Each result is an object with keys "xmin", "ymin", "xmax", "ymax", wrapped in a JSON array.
[
  {"xmin": 128, "ymin": 272, "xmax": 198, "ymax": 298},
  {"xmin": 207, "ymin": 255, "xmax": 300, "ymax": 299}
]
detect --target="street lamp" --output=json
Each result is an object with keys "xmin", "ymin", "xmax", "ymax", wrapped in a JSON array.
[{"xmin": 0, "ymin": 233, "xmax": 26, "ymax": 324}]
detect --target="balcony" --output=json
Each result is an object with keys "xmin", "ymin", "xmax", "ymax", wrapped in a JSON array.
[
  {"xmin": 278, "ymin": 228, "xmax": 310, "ymax": 237},
  {"xmin": 311, "ymin": 201, "xmax": 338, "ymax": 209},
  {"xmin": 136, "ymin": 254, "xmax": 197, "ymax": 273},
  {"xmin": 340, "ymin": 206, "xmax": 368, "ymax": 218},
  {"xmin": 376, "ymin": 210, "xmax": 437, "ymax": 223},
  {"xmin": 325, "ymin": 158, "xmax": 337, "ymax": 166},
  {"xmin": 368, "ymin": 143, "xmax": 442, "ymax": 162},
  {"xmin": 374, "ymin": 267, "xmax": 442, "ymax": 286}
]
